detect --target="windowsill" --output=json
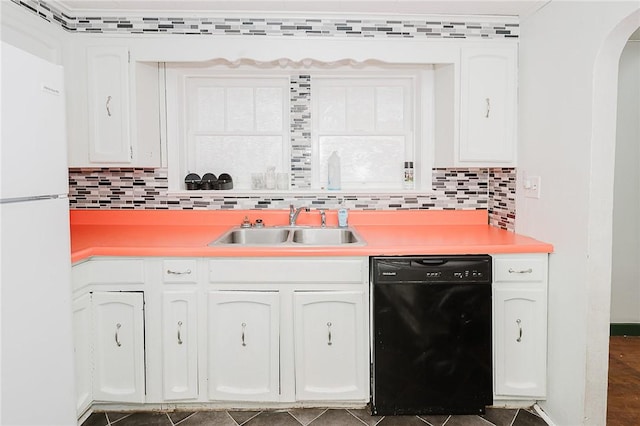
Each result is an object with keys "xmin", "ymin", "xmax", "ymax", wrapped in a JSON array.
[{"xmin": 167, "ymin": 189, "xmax": 434, "ymax": 197}]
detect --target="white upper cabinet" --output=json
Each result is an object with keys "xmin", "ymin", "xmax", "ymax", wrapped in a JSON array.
[
  {"xmin": 458, "ymin": 46, "xmax": 517, "ymax": 166},
  {"xmin": 87, "ymin": 46, "xmax": 132, "ymax": 163},
  {"xmin": 67, "ymin": 43, "xmax": 162, "ymax": 167}
]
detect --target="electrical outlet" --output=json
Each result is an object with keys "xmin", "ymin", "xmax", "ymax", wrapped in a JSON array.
[{"xmin": 524, "ymin": 176, "xmax": 541, "ymax": 199}]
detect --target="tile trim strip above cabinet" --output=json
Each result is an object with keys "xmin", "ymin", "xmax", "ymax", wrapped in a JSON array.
[{"xmin": 12, "ymin": 0, "xmax": 518, "ymax": 39}]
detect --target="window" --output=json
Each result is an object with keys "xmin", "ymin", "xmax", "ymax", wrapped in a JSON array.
[
  {"xmin": 312, "ymin": 77, "xmax": 414, "ymax": 190},
  {"xmin": 166, "ymin": 67, "xmax": 289, "ymax": 191},
  {"xmin": 166, "ymin": 64, "xmax": 433, "ymax": 193}
]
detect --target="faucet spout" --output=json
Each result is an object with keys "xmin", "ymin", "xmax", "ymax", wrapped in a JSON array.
[{"xmin": 289, "ymin": 204, "xmax": 310, "ymax": 226}]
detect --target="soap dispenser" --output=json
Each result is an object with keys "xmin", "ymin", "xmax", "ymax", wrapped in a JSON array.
[{"xmin": 328, "ymin": 151, "xmax": 341, "ymax": 190}]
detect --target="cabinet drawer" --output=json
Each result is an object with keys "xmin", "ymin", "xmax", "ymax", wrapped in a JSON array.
[
  {"xmin": 163, "ymin": 259, "xmax": 198, "ymax": 283},
  {"xmin": 494, "ymin": 257, "xmax": 546, "ymax": 283},
  {"xmin": 209, "ymin": 258, "xmax": 365, "ymax": 284}
]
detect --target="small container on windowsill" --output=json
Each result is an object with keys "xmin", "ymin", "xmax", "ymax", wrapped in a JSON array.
[
  {"xmin": 184, "ymin": 173, "xmax": 201, "ymax": 190},
  {"xmin": 403, "ymin": 161, "xmax": 414, "ymax": 190}
]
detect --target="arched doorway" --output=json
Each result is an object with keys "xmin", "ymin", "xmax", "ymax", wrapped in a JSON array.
[{"xmin": 585, "ymin": 8, "xmax": 640, "ymax": 425}]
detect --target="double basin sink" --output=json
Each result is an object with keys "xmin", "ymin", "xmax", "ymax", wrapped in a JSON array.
[{"xmin": 210, "ymin": 226, "xmax": 364, "ymax": 246}]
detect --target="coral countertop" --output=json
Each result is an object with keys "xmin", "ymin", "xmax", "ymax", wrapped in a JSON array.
[{"xmin": 70, "ymin": 210, "xmax": 553, "ymax": 263}]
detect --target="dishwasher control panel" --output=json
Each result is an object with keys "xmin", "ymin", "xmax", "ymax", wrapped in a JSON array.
[{"xmin": 372, "ymin": 255, "xmax": 492, "ymax": 284}]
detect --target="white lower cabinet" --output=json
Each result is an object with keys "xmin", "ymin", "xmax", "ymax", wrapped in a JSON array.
[
  {"xmin": 492, "ymin": 254, "xmax": 548, "ymax": 399},
  {"xmin": 162, "ymin": 291, "xmax": 198, "ymax": 400},
  {"xmin": 92, "ymin": 291, "xmax": 145, "ymax": 403},
  {"xmin": 73, "ymin": 294, "xmax": 92, "ymax": 415},
  {"xmin": 293, "ymin": 291, "xmax": 368, "ymax": 401},
  {"xmin": 208, "ymin": 291, "xmax": 280, "ymax": 401}
]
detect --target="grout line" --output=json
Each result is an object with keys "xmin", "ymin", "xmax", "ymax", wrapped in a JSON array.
[
  {"xmin": 345, "ymin": 408, "xmax": 373, "ymax": 426},
  {"xmin": 416, "ymin": 415, "xmax": 430, "ymax": 424},
  {"xmin": 441, "ymin": 415, "xmax": 453, "ymax": 425},
  {"xmin": 170, "ymin": 412, "xmax": 200, "ymax": 426},
  {"xmin": 476, "ymin": 415, "xmax": 497, "ymax": 425},
  {"xmin": 166, "ymin": 412, "xmax": 175, "ymax": 426},
  {"xmin": 288, "ymin": 408, "xmax": 327, "ymax": 425},
  {"xmin": 508, "ymin": 409, "xmax": 519, "ymax": 426},
  {"xmin": 238, "ymin": 410, "xmax": 264, "ymax": 426},
  {"xmin": 224, "ymin": 410, "xmax": 240, "ymax": 426}
]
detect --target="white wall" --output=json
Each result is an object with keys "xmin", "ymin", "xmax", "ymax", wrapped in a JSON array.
[
  {"xmin": 518, "ymin": 2, "xmax": 640, "ymax": 425},
  {"xmin": 611, "ymin": 40, "xmax": 640, "ymax": 324}
]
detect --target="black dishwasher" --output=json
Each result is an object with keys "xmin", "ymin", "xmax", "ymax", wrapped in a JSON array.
[{"xmin": 371, "ymin": 255, "xmax": 493, "ymax": 416}]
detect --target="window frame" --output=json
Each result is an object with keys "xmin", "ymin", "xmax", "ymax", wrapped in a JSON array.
[{"xmin": 165, "ymin": 64, "xmax": 434, "ymax": 194}]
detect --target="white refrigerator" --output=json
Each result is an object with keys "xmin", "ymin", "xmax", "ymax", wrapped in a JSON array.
[{"xmin": 0, "ymin": 42, "xmax": 77, "ymax": 425}]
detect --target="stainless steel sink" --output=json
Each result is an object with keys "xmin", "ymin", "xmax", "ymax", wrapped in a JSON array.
[
  {"xmin": 209, "ymin": 226, "xmax": 364, "ymax": 246},
  {"xmin": 291, "ymin": 228, "xmax": 361, "ymax": 245},
  {"xmin": 211, "ymin": 228, "xmax": 290, "ymax": 245}
]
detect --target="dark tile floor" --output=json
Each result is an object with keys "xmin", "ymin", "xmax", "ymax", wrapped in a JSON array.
[{"xmin": 82, "ymin": 407, "xmax": 548, "ymax": 426}]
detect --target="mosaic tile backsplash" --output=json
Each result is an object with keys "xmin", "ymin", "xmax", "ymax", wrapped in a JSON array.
[
  {"xmin": 68, "ymin": 167, "xmax": 516, "ymax": 231},
  {"xmin": 13, "ymin": 0, "xmax": 518, "ymax": 39}
]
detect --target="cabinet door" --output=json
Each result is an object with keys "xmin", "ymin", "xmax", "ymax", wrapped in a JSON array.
[
  {"xmin": 208, "ymin": 291, "xmax": 279, "ymax": 401},
  {"xmin": 92, "ymin": 291, "xmax": 145, "ymax": 403},
  {"xmin": 162, "ymin": 291, "xmax": 198, "ymax": 400},
  {"xmin": 459, "ymin": 46, "xmax": 517, "ymax": 165},
  {"xmin": 293, "ymin": 291, "xmax": 368, "ymax": 401},
  {"xmin": 493, "ymin": 284, "xmax": 546, "ymax": 398},
  {"xmin": 73, "ymin": 294, "xmax": 92, "ymax": 415},
  {"xmin": 87, "ymin": 46, "xmax": 131, "ymax": 163}
]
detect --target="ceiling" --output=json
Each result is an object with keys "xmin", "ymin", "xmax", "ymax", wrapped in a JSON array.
[{"xmin": 51, "ymin": 0, "xmax": 551, "ymax": 18}]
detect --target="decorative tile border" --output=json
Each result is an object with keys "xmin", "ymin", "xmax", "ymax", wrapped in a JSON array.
[
  {"xmin": 290, "ymin": 75, "xmax": 312, "ymax": 189},
  {"xmin": 68, "ymin": 167, "xmax": 516, "ymax": 230},
  {"xmin": 12, "ymin": 0, "xmax": 518, "ymax": 39},
  {"xmin": 489, "ymin": 168, "xmax": 516, "ymax": 231}
]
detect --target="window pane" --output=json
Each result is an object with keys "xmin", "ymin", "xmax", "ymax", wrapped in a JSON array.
[
  {"xmin": 196, "ymin": 87, "xmax": 225, "ymax": 131},
  {"xmin": 194, "ymin": 136, "xmax": 283, "ymax": 189},
  {"xmin": 318, "ymin": 87, "xmax": 346, "ymax": 131},
  {"xmin": 376, "ymin": 86, "xmax": 405, "ymax": 132},
  {"xmin": 319, "ymin": 136, "xmax": 405, "ymax": 189},
  {"xmin": 255, "ymin": 87, "xmax": 283, "ymax": 132},
  {"xmin": 347, "ymin": 86, "xmax": 375, "ymax": 132},
  {"xmin": 227, "ymin": 88, "xmax": 254, "ymax": 131}
]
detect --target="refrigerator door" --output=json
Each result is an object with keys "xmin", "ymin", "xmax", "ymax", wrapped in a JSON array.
[
  {"xmin": 0, "ymin": 41, "xmax": 68, "ymax": 200},
  {"xmin": 0, "ymin": 197, "xmax": 76, "ymax": 425}
]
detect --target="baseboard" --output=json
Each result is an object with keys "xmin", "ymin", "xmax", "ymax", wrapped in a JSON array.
[{"xmin": 610, "ymin": 323, "xmax": 640, "ymax": 336}]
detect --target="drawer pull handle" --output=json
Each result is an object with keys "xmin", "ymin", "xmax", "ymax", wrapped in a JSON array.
[
  {"xmin": 167, "ymin": 269, "xmax": 192, "ymax": 275},
  {"xmin": 516, "ymin": 319, "xmax": 522, "ymax": 342},
  {"xmin": 115, "ymin": 323, "xmax": 122, "ymax": 347},
  {"xmin": 485, "ymin": 97, "xmax": 491, "ymax": 118},
  {"xmin": 327, "ymin": 322, "xmax": 333, "ymax": 346},
  {"xmin": 508, "ymin": 268, "xmax": 533, "ymax": 274},
  {"xmin": 241, "ymin": 323, "xmax": 247, "ymax": 347},
  {"xmin": 177, "ymin": 321, "xmax": 183, "ymax": 345}
]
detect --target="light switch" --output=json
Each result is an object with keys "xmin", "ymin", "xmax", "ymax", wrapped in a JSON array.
[{"xmin": 524, "ymin": 176, "xmax": 541, "ymax": 199}]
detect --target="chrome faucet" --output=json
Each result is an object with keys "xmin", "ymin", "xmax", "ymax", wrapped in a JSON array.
[
  {"xmin": 318, "ymin": 209, "xmax": 326, "ymax": 228},
  {"xmin": 289, "ymin": 204, "xmax": 310, "ymax": 226}
]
